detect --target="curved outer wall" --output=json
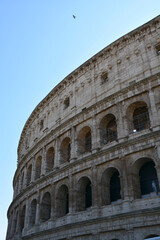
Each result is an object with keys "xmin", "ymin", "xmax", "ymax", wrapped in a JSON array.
[{"xmin": 7, "ymin": 16, "xmax": 160, "ymax": 240}]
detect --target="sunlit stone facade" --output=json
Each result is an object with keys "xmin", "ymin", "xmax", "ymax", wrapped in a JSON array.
[{"xmin": 7, "ymin": 16, "xmax": 160, "ymax": 240}]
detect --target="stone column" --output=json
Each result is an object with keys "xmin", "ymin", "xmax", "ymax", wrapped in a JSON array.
[
  {"xmin": 148, "ymin": 89, "xmax": 159, "ymax": 130},
  {"xmin": 51, "ymin": 184, "xmax": 55, "ymax": 219},
  {"xmin": 92, "ymin": 115, "xmax": 99, "ymax": 153},
  {"xmin": 35, "ymin": 191, "xmax": 40, "ymax": 225},
  {"xmin": 70, "ymin": 126, "xmax": 77, "ymax": 161},
  {"xmin": 96, "ymin": 124, "xmax": 102, "ymax": 148},
  {"xmin": 71, "ymin": 176, "xmax": 77, "ymax": 213},
  {"xmin": 54, "ymin": 137, "xmax": 60, "ymax": 167},
  {"xmin": 120, "ymin": 157, "xmax": 133, "ymax": 200},
  {"xmin": 117, "ymin": 102, "xmax": 127, "ymax": 142},
  {"xmin": 23, "ymin": 166, "xmax": 27, "ymax": 188},
  {"xmin": 41, "ymin": 146, "xmax": 46, "ymax": 175},
  {"xmin": 35, "ymin": 203, "xmax": 40, "ymax": 225},
  {"xmin": 24, "ymin": 198, "xmax": 29, "ymax": 230},
  {"xmin": 91, "ymin": 165, "xmax": 98, "ymax": 207},
  {"xmin": 31, "ymin": 156, "xmax": 35, "ymax": 182},
  {"xmin": 67, "ymin": 174, "xmax": 72, "ymax": 213}
]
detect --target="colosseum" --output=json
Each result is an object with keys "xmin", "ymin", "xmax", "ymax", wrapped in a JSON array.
[{"xmin": 6, "ymin": 16, "xmax": 160, "ymax": 240}]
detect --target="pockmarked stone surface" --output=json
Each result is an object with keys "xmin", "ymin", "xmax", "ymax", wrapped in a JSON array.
[{"xmin": 6, "ymin": 15, "xmax": 160, "ymax": 240}]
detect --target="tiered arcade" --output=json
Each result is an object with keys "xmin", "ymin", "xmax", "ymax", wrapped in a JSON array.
[{"xmin": 7, "ymin": 16, "xmax": 160, "ymax": 240}]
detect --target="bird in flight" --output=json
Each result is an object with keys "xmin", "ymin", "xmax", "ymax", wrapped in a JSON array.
[{"xmin": 73, "ymin": 15, "xmax": 76, "ymax": 19}]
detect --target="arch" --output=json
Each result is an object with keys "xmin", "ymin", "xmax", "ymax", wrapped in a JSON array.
[
  {"xmin": 100, "ymin": 114, "xmax": 117, "ymax": 145},
  {"xmin": 139, "ymin": 161, "xmax": 159, "ymax": 197},
  {"xmin": 132, "ymin": 158, "xmax": 159, "ymax": 199},
  {"xmin": 76, "ymin": 176, "xmax": 92, "ymax": 211},
  {"xmin": 110, "ymin": 170, "xmax": 121, "ymax": 202},
  {"xmin": 101, "ymin": 167, "xmax": 121, "ymax": 205},
  {"xmin": 126, "ymin": 101, "xmax": 150, "ymax": 133},
  {"xmin": 26, "ymin": 165, "xmax": 32, "ymax": 186},
  {"xmin": 77, "ymin": 126, "xmax": 92, "ymax": 154},
  {"xmin": 40, "ymin": 192, "xmax": 51, "ymax": 222},
  {"xmin": 60, "ymin": 137, "xmax": 71, "ymax": 164},
  {"xmin": 29, "ymin": 199, "xmax": 37, "ymax": 226},
  {"xmin": 20, "ymin": 205, "xmax": 26, "ymax": 231},
  {"xmin": 46, "ymin": 147, "xmax": 54, "ymax": 173},
  {"xmin": 35, "ymin": 156, "xmax": 42, "ymax": 180},
  {"xmin": 56, "ymin": 185, "xmax": 69, "ymax": 217}
]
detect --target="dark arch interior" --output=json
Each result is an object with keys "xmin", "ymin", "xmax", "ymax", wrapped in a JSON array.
[
  {"xmin": 30, "ymin": 199, "xmax": 37, "ymax": 226},
  {"xmin": 139, "ymin": 161, "xmax": 159, "ymax": 196},
  {"xmin": 85, "ymin": 131, "xmax": 91, "ymax": 152},
  {"xmin": 46, "ymin": 147, "xmax": 54, "ymax": 172},
  {"xmin": 35, "ymin": 157, "xmax": 42, "ymax": 180},
  {"xmin": 41, "ymin": 192, "xmax": 51, "ymax": 222},
  {"xmin": 26, "ymin": 165, "xmax": 32, "ymax": 186},
  {"xmin": 56, "ymin": 185, "xmax": 69, "ymax": 217},
  {"xmin": 85, "ymin": 180, "xmax": 92, "ymax": 209},
  {"xmin": 110, "ymin": 171, "xmax": 121, "ymax": 202},
  {"xmin": 60, "ymin": 138, "xmax": 71, "ymax": 163},
  {"xmin": 106, "ymin": 118, "xmax": 117, "ymax": 143},
  {"xmin": 20, "ymin": 205, "xmax": 26, "ymax": 231}
]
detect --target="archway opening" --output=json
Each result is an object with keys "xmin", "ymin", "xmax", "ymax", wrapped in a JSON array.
[
  {"xmin": 20, "ymin": 205, "xmax": 26, "ymax": 231},
  {"xmin": 40, "ymin": 192, "xmax": 51, "ymax": 222},
  {"xmin": 133, "ymin": 106, "xmax": 150, "ymax": 132},
  {"xmin": 76, "ymin": 177, "xmax": 92, "ymax": 211},
  {"xmin": 46, "ymin": 147, "xmax": 54, "ymax": 173},
  {"xmin": 26, "ymin": 165, "xmax": 32, "ymax": 186},
  {"xmin": 85, "ymin": 131, "xmax": 91, "ymax": 152},
  {"xmin": 29, "ymin": 199, "xmax": 37, "ymax": 226},
  {"xmin": 35, "ymin": 156, "xmax": 42, "ymax": 180},
  {"xmin": 85, "ymin": 180, "xmax": 92, "ymax": 209},
  {"xmin": 77, "ymin": 127, "xmax": 92, "ymax": 154},
  {"xmin": 60, "ymin": 137, "xmax": 71, "ymax": 164},
  {"xmin": 100, "ymin": 114, "xmax": 117, "ymax": 145},
  {"xmin": 110, "ymin": 170, "xmax": 121, "ymax": 203},
  {"xmin": 139, "ymin": 161, "xmax": 159, "ymax": 196},
  {"xmin": 56, "ymin": 185, "xmax": 69, "ymax": 217}
]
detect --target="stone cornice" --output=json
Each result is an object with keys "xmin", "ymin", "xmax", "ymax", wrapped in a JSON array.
[
  {"xmin": 17, "ymin": 15, "xmax": 160, "ymax": 157},
  {"xmin": 20, "ymin": 206, "xmax": 160, "ymax": 239}
]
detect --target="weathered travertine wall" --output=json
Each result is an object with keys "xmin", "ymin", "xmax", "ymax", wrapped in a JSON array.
[{"xmin": 7, "ymin": 16, "xmax": 160, "ymax": 240}]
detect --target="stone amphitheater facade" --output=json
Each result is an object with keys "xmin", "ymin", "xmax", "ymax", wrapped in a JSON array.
[{"xmin": 7, "ymin": 16, "xmax": 160, "ymax": 240}]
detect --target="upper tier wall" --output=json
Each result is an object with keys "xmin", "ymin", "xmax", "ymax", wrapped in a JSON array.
[{"xmin": 17, "ymin": 15, "xmax": 160, "ymax": 164}]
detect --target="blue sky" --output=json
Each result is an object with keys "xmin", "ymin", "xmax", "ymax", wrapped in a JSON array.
[{"xmin": 0, "ymin": 0, "xmax": 159, "ymax": 239}]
